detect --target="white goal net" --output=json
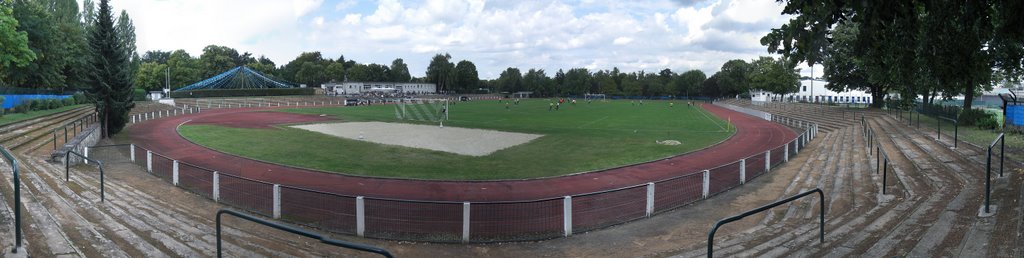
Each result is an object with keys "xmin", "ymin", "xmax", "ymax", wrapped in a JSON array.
[{"xmin": 395, "ymin": 98, "xmax": 449, "ymax": 122}]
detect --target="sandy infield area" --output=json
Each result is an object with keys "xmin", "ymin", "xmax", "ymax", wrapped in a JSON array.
[{"xmin": 291, "ymin": 122, "xmax": 543, "ymax": 156}]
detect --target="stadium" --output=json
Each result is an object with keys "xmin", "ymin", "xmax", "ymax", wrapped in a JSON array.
[{"xmin": 1, "ymin": 0, "xmax": 1023, "ymax": 257}]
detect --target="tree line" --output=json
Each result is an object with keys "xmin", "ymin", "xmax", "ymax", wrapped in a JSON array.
[
  {"xmin": 481, "ymin": 55, "xmax": 799, "ymax": 98},
  {"xmin": 763, "ymin": 0, "xmax": 1024, "ymax": 110},
  {"xmin": 1, "ymin": 0, "xmax": 137, "ymax": 137}
]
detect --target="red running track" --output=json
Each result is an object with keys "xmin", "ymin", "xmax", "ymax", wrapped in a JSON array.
[{"xmin": 129, "ymin": 103, "xmax": 796, "ymax": 202}]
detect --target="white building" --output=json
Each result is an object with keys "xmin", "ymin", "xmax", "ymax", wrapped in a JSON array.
[
  {"xmin": 323, "ymin": 82, "xmax": 436, "ymax": 95},
  {"xmin": 753, "ymin": 79, "xmax": 874, "ymax": 104}
]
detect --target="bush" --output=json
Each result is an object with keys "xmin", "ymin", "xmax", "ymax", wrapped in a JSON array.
[
  {"xmin": 28, "ymin": 99, "xmax": 42, "ymax": 111},
  {"xmin": 47, "ymin": 99, "xmax": 59, "ymax": 109},
  {"xmin": 133, "ymin": 88, "xmax": 147, "ymax": 101},
  {"xmin": 976, "ymin": 115, "xmax": 999, "ymax": 130},
  {"xmin": 170, "ymin": 88, "xmax": 316, "ymax": 98},
  {"xmin": 62, "ymin": 98, "xmax": 75, "ymax": 106},
  {"xmin": 73, "ymin": 92, "xmax": 87, "ymax": 104},
  {"xmin": 15, "ymin": 102, "xmax": 29, "ymax": 114},
  {"xmin": 958, "ymin": 109, "xmax": 992, "ymax": 127}
]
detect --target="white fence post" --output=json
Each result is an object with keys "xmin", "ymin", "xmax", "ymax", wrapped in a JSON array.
[
  {"xmin": 463, "ymin": 202, "xmax": 470, "ymax": 243},
  {"xmin": 702, "ymin": 170, "xmax": 710, "ymax": 198},
  {"xmin": 740, "ymin": 159, "xmax": 746, "ymax": 184},
  {"xmin": 646, "ymin": 183, "xmax": 655, "ymax": 217},
  {"xmin": 84, "ymin": 147, "xmax": 89, "ymax": 164},
  {"xmin": 784, "ymin": 144, "xmax": 789, "ymax": 162},
  {"xmin": 563, "ymin": 196, "xmax": 572, "ymax": 236},
  {"xmin": 273, "ymin": 184, "xmax": 281, "ymax": 219},
  {"xmin": 146, "ymin": 151, "xmax": 152, "ymax": 173},
  {"xmin": 213, "ymin": 171, "xmax": 220, "ymax": 201},
  {"xmin": 356, "ymin": 196, "xmax": 365, "ymax": 237},
  {"xmin": 765, "ymin": 151, "xmax": 771, "ymax": 172},
  {"xmin": 130, "ymin": 144, "xmax": 135, "ymax": 162},
  {"xmin": 172, "ymin": 160, "xmax": 179, "ymax": 186}
]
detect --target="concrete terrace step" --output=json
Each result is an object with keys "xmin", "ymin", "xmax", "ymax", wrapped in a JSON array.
[
  {"xmin": 676, "ymin": 124, "xmax": 872, "ymax": 256},
  {"xmin": 22, "ymin": 146, "xmax": 350, "ymax": 257},
  {"xmin": 675, "ymin": 99, "xmax": 1011, "ymax": 257}
]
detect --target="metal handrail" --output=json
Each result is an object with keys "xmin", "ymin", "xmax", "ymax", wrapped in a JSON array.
[
  {"xmin": 984, "ymin": 133, "xmax": 1005, "ymax": 213},
  {"xmin": 65, "ymin": 150, "xmax": 105, "ymax": 202},
  {"xmin": 0, "ymin": 146, "xmax": 21, "ymax": 253},
  {"xmin": 937, "ymin": 116, "xmax": 958, "ymax": 148},
  {"xmin": 706, "ymin": 188, "xmax": 824, "ymax": 257},
  {"xmin": 216, "ymin": 209, "xmax": 393, "ymax": 258}
]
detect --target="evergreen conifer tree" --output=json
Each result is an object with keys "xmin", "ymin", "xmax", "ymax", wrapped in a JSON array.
[{"xmin": 85, "ymin": 0, "xmax": 134, "ymax": 137}]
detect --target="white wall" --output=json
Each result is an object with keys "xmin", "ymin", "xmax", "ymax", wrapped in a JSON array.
[
  {"xmin": 324, "ymin": 82, "xmax": 437, "ymax": 95},
  {"xmin": 788, "ymin": 79, "xmax": 873, "ymax": 103}
]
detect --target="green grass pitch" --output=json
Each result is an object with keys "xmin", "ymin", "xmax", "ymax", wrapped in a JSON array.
[{"xmin": 177, "ymin": 99, "xmax": 734, "ymax": 180}]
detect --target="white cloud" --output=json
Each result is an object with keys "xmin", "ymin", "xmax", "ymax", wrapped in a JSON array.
[
  {"xmin": 334, "ymin": 0, "xmax": 357, "ymax": 11},
  {"xmin": 613, "ymin": 37, "xmax": 633, "ymax": 45},
  {"xmin": 313, "ymin": 16, "xmax": 325, "ymax": 28},
  {"xmin": 119, "ymin": 0, "xmax": 791, "ymax": 79},
  {"xmin": 293, "ymin": 0, "xmax": 323, "ymax": 17}
]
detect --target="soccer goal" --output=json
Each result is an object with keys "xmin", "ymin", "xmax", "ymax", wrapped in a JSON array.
[
  {"xmin": 584, "ymin": 93, "xmax": 606, "ymax": 102},
  {"xmin": 395, "ymin": 98, "xmax": 449, "ymax": 125}
]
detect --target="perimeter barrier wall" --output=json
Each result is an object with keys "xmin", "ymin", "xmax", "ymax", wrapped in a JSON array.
[{"xmin": 87, "ymin": 103, "xmax": 818, "ymax": 243}]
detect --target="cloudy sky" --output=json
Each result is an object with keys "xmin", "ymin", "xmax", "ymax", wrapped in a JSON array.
[{"xmin": 106, "ymin": 0, "xmax": 821, "ymax": 79}]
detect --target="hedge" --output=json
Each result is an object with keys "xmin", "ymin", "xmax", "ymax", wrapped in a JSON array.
[{"xmin": 170, "ymin": 88, "xmax": 316, "ymax": 98}]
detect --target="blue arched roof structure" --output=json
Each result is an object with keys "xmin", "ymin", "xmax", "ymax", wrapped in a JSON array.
[{"xmin": 174, "ymin": 66, "xmax": 296, "ymax": 92}]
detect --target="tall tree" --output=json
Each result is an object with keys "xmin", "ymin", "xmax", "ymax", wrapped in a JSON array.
[
  {"xmin": 0, "ymin": 3, "xmax": 36, "ymax": 85},
  {"xmin": 701, "ymin": 74, "xmax": 722, "ymax": 97},
  {"xmin": 453, "ymin": 60, "xmax": 478, "ymax": 93},
  {"xmin": 141, "ymin": 50, "xmax": 172, "ymax": 64},
  {"xmin": 133, "ymin": 62, "xmax": 167, "ymax": 91},
  {"xmin": 388, "ymin": 58, "xmax": 411, "ymax": 82},
  {"xmin": 115, "ymin": 10, "xmax": 135, "ymax": 63},
  {"xmin": 675, "ymin": 69, "xmax": 706, "ymax": 98},
  {"xmin": 717, "ymin": 59, "xmax": 750, "ymax": 96},
  {"xmin": 748, "ymin": 56, "xmax": 800, "ymax": 95},
  {"xmin": 166, "ymin": 49, "xmax": 201, "ymax": 89},
  {"xmin": 294, "ymin": 62, "xmax": 327, "ymax": 87},
  {"xmin": 85, "ymin": 0, "xmax": 135, "ymax": 137},
  {"xmin": 562, "ymin": 68, "xmax": 590, "ymax": 96},
  {"xmin": 820, "ymin": 21, "xmax": 874, "ymax": 101},
  {"xmin": 247, "ymin": 55, "xmax": 277, "ymax": 78},
  {"xmin": 281, "ymin": 51, "xmax": 328, "ymax": 83},
  {"xmin": 763, "ymin": 0, "xmax": 1024, "ymax": 110},
  {"xmin": 199, "ymin": 45, "xmax": 242, "ymax": 77},
  {"xmin": 7, "ymin": 0, "xmax": 64, "ymax": 88},
  {"xmin": 522, "ymin": 68, "xmax": 550, "ymax": 96},
  {"xmin": 425, "ymin": 53, "xmax": 454, "ymax": 93},
  {"xmin": 324, "ymin": 62, "xmax": 345, "ymax": 82},
  {"xmin": 52, "ymin": 0, "xmax": 90, "ymax": 90},
  {"xmin": 495, "ymin": 67, "xmax": 522, "ymax": 93}
]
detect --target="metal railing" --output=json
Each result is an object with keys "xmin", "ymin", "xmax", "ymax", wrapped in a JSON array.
[
  {"xmin": 937, "ymin": 116, "xmax": 959, "ymax": 148},
  {"xmin": 706, "ymin": 188, "xmax": 824, "ymax": 257},
  {"xmin": 216, "ymin": 209, "xmax": 393, "ymax": 258},
  {"xmin": 52, "ymin": 113, "xmax": 98, "ymax": 150},
  {"xmin": 0, "ymin": 146, "xmax": 21, "ymax": 253},
  {"xmin": 91, "ymin": 108, "xmax": 819, "ymax": 243},
  {"xmin": 862, "ymin": 117, "xmax": 893, "ymax": 195},
  {"xmin": 65, "ymin": 150, "xmax": 105, "ymax": 202},
  {"xmin": 984, "ymin": 133, "xmax": 1005, "ymax": 213}
]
